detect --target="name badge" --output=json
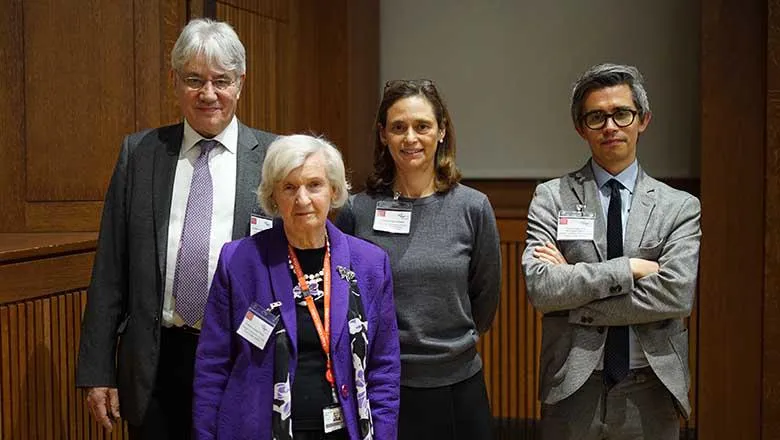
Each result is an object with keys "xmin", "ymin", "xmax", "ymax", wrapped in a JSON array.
[
  {"xmin": 556, "ymin": 210, "xmax": 596, "ymax": 241},
  {"xmin": 373, "ymin": 200, "xmax": 413, "ymax": 234},
  {"xmin": 250, "ymin": 214, "xmax": 273, "ymax": 236},
  {"xmin": 236, "ymin": 302, "xmax": 280, "ymax": 350},
  {"xmin": 323, "ymin": 403, "xmax": 345, "ymax": 433}
]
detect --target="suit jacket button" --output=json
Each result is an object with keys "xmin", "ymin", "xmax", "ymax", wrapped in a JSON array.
[
  {"xmin": 580, "ymin": 317, "xmax": 588, "ymax": 324},
  {"xmin": 597, "ymin": 326, "xmax": 605, "ymax": 334},
  {"xmin": 341, "ymin": 384, "xmax": 349, "ymax": 398}
]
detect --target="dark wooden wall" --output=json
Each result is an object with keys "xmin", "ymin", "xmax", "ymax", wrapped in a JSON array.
[
  {"xmin": 0, "ymin": 0, "xmax": 187, "ymax": 233},
  {"xmin": 699, "ymin": 0, "xmax": 780, "ymax": 438}
]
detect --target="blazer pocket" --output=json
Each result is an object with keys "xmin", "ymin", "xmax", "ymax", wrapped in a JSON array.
[{"xmin": 637, "ymin": 240, "xmax": 664, "ymax": 261}]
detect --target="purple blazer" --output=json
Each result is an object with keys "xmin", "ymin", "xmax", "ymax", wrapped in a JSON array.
[{"xmin": 193, "ymin": 221, "xmax": 400, "ymax": 440}]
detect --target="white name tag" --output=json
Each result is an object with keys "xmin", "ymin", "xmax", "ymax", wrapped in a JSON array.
[
  {"xmin": 373, "ymin": 200, "xmax": 413, "ymax": 234},
  {"xmin": 323, "ymin": 404, "xmax": 345, "ymax": 433},
  {"xmin": 250, "ymin": 214, "xmax": 273, "ymax": 236},
  {"xmin": 236, "ymin": 302, "xmax": 280, "ymax": 350},
  {"xmin": 556, "ymin": 210, "xmax": 596, "ymax": 241}
]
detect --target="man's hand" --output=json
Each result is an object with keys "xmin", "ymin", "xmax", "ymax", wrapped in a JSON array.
[
  {"xmin": 533, "ymin": 242, "xmax": 568, "ymax": 265},
  {"xmin": 86, "ymin": 387, "xmax": 121, "ymax": 431},
  {"xmin": 629, "ymin": 258, "xmax": 660, "ymax": 280}
]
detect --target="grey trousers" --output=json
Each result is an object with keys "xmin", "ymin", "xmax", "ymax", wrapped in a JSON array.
[{"xmin": 540, "ymin": 368, "xmax": 681, "ymax": 440}]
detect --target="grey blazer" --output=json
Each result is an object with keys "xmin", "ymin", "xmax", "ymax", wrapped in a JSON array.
[
  {"xmin": 522, "ymin": 160, "xmax": 701, "ymax": 418},
  {"xmin": 75, "ymin": 122, "xmax": 276, "ymax": 425}
]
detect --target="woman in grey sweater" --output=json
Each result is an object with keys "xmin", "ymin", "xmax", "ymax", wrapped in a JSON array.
[{"xmin": 336, "ymin": 79, "xmax": 501, "ymax": 439}]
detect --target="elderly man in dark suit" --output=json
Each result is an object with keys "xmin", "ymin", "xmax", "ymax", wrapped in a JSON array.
[
  {"xmin": 76, "ymin": 18, "xmax": 275, "ymax": 440},
  {"xmin": 523, "ymin": 63, "xmax": 701, "ymax": 439}
]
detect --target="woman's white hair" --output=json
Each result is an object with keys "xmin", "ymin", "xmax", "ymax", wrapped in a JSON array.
[{"xmin": 258, "ymin": 134, "xmax": 351, "ymax": 216}]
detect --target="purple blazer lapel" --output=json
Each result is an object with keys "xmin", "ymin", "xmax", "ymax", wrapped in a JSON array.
[
  {"xmin": 267, "ymin": 225, "xmax": 298, "ymax": 357},
  {"xmin": 326, "ymin": 221, "xmax": 351, "ymax": 351}
]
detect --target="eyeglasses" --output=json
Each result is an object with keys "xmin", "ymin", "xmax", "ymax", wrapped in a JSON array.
[
  {"xmin": 581, "ymin": 108, "xmax": 638, "ymax": 130},
  {"xmin": 179, "ymin": 75, "xmax": 237, "ymax": 91},
  {"xmin": 383, "ymin": 79, "xmax": 436, "ymax": 91}
]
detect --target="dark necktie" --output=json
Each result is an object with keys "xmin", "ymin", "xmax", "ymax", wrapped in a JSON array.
[
  {"xmin": 172, "ymin": 139, "xmax": 218, "ymax": 326},
  {"xmin": 604, "ymin": 178, "xmax": 629, "ymax": 387}
]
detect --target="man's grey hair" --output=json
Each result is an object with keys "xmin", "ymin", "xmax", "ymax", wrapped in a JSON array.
[
  {"xmin": 570, "ymin": 63, "xmax": 651, "ymax": 127},
  {"xmin": 258, "ymin": 135, "xmax": 351, "ymax": 216},
  {"xmin": 171, "ymin": 18, "xmax": 246, "ymax": 77}
]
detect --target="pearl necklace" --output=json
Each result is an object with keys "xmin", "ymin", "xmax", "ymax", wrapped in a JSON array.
[{"xmin": 288, "ymin": 259, "xmax": 324, "ymax": 285}]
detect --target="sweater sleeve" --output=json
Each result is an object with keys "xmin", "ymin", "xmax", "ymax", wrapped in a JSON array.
[{"xmin": 468, "ymin": 196, "xmax": 502, "ymax": 334}]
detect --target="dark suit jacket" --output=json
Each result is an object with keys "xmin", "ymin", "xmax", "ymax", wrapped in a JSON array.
[
  {"xmin": 76, "ymin": 121, "xmax": 276, "ymax": 425},
  {"xmin": 193, "ymin": 221, "xmax": 401, "ymax": 439}
]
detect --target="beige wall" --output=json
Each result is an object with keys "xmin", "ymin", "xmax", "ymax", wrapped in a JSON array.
[{"xmin": 380, "ymin": 1, "xmax": 700, "ymax": 178}]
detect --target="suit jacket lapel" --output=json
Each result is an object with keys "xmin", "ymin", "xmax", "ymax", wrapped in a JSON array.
[
  {"xmin": 569, "ymin": 161, "xmax": 607, "ymax": 261},
  {"xmin": 267, "ymin": 225, "xmax": 298, "ymax": 357},
  {"xmin": 326, "ymin": 222, "xmax": 350, "ymax": 350},
  {"xmin": 624, "ymin": 167, "xmax": 656, "ymax": 252},
  {"xmin": 232, "ymin": 123, "xmax": 262, "ymax": 240},
  {"xmin": 153, "ymin": 124, "xmax": 184, "ymax": 280}
]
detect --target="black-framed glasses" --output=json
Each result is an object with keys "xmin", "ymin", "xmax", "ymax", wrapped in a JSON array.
[
  {"xmin": 581, "ymin": 108, "xmax": 638, "ymax": 130},
  {"xmin": 179, "ymin": 75, "xmax": 237, "ymax": 91},
  {"xmin": 384, "ymin": 79, "xmax": 436, "ymax": 91}
]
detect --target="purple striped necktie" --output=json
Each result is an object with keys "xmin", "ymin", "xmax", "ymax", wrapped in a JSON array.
[{"xmin": 172, "ymin": 139, "xmax": 219, "ymax": 326}]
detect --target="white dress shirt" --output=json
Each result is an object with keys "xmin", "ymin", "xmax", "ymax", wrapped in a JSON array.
[{"xmin": 162, "ymin": 117, "xmax": 238, "ymax": 328}]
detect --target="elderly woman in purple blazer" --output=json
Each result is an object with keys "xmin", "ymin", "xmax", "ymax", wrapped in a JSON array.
[{"xmin": 193, "ymin": 134, "xmax": 400, "ymax": 440}]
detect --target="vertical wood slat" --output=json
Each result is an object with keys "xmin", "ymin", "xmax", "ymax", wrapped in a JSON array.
[
  {"xmin": 0, "ymin": 290, "xmax": 129, "ymax": 439},
  {"xmin": 19, "ymin": 302, "xmax": 28, "ymax": 440},
  {"xmin": 57, "ymin": 295, "xmax": 68, "ymax": 439},
  {"xmin": 1, "ymin": 306, "xmax": 11, "ymax": 439}
]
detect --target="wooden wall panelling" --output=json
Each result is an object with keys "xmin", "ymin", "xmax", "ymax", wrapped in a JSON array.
[
  {"xmin": 23, "ymin": 0, "xmax": 135, "ymax": 202},
  {"xmin": 56, "ymin": 295, "xmax": 69, "ymax": 438},
  {"xmin": 216, "ymin": 0, "xmax": 288, "ymax": 20},
  {"xmin": 0, "ymin": 0, "xmax": 25, "ymax": 232},
  {"xmin": 25, "ymin": 201, "xmax": 104, "ymax": 232},
  {"xmin": 1, "ymin": 291, "xmax": 131, "ymax": 439},
  {"xmin": 699, "ymin": 0, "xmax": 765, "ymax": 438},
  {"xmin": 342, "ymin": 0, "xmax": 380, "ymax": 193},
  {"xmin": 765, "ymin": 2, "xmax": 780, "ymax": 437},
  {"xmin": 160, "ymin": 0, "xmax": 189, "ymax": 127},
  {"xmin": 135, "ymin": 0, "xmax": 164, "ymax": 131},
  {"xmin": 0, "ymin": 252, "xmax": 95, "ymax": 304},
  {"xmin": 217, "ymin": 1, "xmax": 284, "ymax": 133},
  {"xmin": 0, "ymin": 306, "xmax": 9, "ymax": 439}
]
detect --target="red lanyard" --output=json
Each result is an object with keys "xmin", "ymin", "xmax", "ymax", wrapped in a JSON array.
[{"xmin": 287, "ymin": 241, "xmax": 337, "ymax": 400}]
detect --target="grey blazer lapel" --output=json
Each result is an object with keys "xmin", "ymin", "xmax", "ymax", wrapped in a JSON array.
[
  {"xmin": 624, "ymin": 167, "xmax": 656, "ymax": 252},
  {"xmin": 568, "ymin": 162, "xmax": 607, "ymax": 261},
  {"xmin": 153, "ymin": 124, "xmax": 184, "ymax": 280},
  {"xmin": 232, "ymin": 123, "xmax": 263, "ymax": 239}
]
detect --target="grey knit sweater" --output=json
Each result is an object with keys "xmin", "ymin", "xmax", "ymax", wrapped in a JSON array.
[{"xmin": 335, "ymin": 183, "xmax": 501, "ymax": 387}]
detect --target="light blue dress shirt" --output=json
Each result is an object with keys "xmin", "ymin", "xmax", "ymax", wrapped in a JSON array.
[{"xmin": 590, "ymin": 159, "xmax": 649, "ymax": 369}]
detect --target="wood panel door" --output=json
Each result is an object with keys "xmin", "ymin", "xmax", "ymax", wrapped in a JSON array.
[{"xmin": 0, "ymin": 0, "xmax": 186, "ymax": 233}]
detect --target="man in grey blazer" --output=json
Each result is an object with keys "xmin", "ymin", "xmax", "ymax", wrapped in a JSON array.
[
  {"xmin": 76, "ymin": 18, "xmax": 275, "ymax": 440},
  {"xmin": 523, "ymin": 63, "xmax": 701, "ymax": 439}
]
